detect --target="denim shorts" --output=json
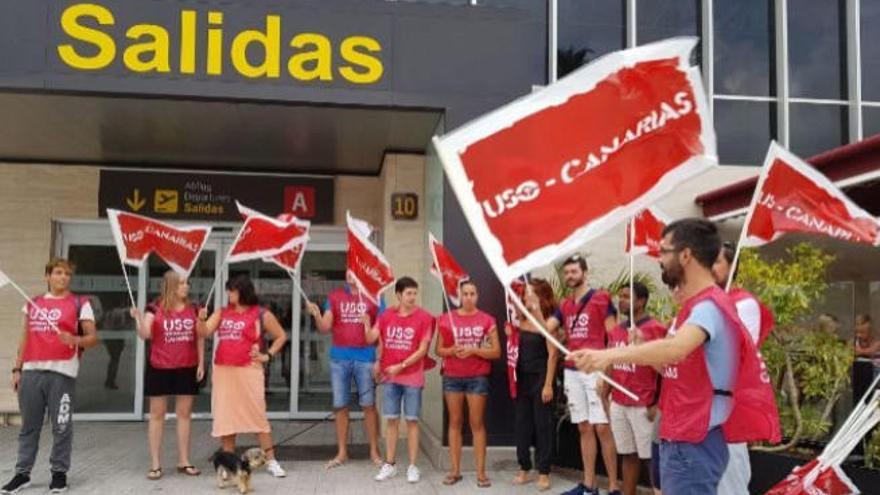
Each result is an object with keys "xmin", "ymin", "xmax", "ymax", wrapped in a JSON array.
[
  {"xmin": 381, "ymin": 383, "xmax": 422, "ymax": 420},
  {"xmin": 329, "ymin": 359, "xmax": 376, "ymax": 409},
  {"xmin": 442, "ymin": 375, "xmax": 490, "ymax": 396},
  {"xmin": 659, "ymin": 427, "xmax": 729, "ymax": 495}
]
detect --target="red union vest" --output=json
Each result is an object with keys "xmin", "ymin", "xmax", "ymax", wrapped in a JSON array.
[
  {"xmin": 22, "ymin": 294, "xmax": 83, "ymax": 362},
  {"xmin": 438, "ymin": 310, "xmax": 496, "ymax": 378},
  {"xmin": 560, "ymin": 289, "xmax": 612, "ymax": 367},
  {"xmin": 328, "ymin": 287, "xmax": 379, "ymax": 348},
  {"xmin": 149, "ymin": 303, "xmax": 199, "ymax": 369},
  {"xmin": 659, "ymin": 286, "xmax": 781, "ymax": 444},
  {"xmin": 378, "ymin": 308, "xmax": 434, "ymax": 376},
  {"xmin": 728, "ymin": 287, "xmax": 775, "ymax": 347},
  {"xmin": 608, "ymin": 317, "xmax": 667, "ymax": 406},
  {"xmin": 214, "ymin": 306, "xmax": 262, "ymax": 367}
]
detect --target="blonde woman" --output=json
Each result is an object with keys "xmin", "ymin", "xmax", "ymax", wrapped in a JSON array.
[
  {"xmin": 198, "ymin": 274, "xmax": 288, "ymax": 478},
  {"xmin": 131, "ymin": 271, "xmax": 204, "ymax": 480}
]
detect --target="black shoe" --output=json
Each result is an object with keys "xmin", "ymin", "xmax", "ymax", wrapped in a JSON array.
[
  {"xmin": 0, "ymin": 473, "xmax": 31, "ymax": 494},
  {"xmin": 49, "ymin": 472, "xmax": 67, "ymax": 493}
]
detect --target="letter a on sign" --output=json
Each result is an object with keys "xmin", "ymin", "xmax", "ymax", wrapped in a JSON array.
[{"xmin": 432, "ymin": 38, "xmax": 716, "ymax": 284}]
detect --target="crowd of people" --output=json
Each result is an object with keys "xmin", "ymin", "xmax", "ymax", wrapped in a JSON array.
[{"xmin": 0, "ymin": 217, "xmax": 820, "ymax": 495}]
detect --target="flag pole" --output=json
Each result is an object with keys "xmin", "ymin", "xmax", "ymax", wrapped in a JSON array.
[
  {"xmin": 114, "ymin": 253, "xmax": 137, "ymax": 309},
  {"xmin": 288, "ymin": 269, "xmax": 312, "ymax": 306},
  {"xmin": 203, "ymin": 223, "xmax": 247, "ymax": 307},
  {"xmin": 629, "ymin": 217, "xmax": 636, "ymax": 330},
  {"xmin": 438, "ymin": 280, "xmax": 459, "ymax": 346},
  {"xmin": 725, "ymin": 154, "xmax": 773, "ymax": 292},
  {"xmin": 3, "ymin": 274, "xmax": 63, "ymax": 334},
  {"xmin": 505, "ymin": 285, "xmax": 638, "ymax": 402}
]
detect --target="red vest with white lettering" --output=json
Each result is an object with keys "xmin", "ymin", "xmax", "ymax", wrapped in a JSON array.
[
  {"xmin": 659, "ymin": 286, "xmax": 781, "ymax": 444},
  {"xmin": 728, "ymin": 287, "xmax": 775, "ymax": 347},
  {"xmin": 378, "ymin": 308, "xmax": 434, "ymax": 376},
  {"xmin": 438, "ymin": 310, "xmax": 496, "ymax": 378},
  {"xmin": 328, "ymin": 287, "xmax": 379, "ymax": 348},
  {"xmin": 506, "ymin": 323, "xmax": 519, "ymax": 399},
  {"xmin": 608, "ymin": 317, "xmax": 667, "ymax": 406},
  {"xmin": 561, "ymin": 289, "xmax": 612, "ymax": 367},
  {"xmin": 214, "ymin": 306, "xmax": 261, "ymax": 367},
  {"xmin": 22, "ymin": 294, "xmax": 81, "ymax": 362},
  {"xmin": 148, "ymin": 303, "xmax": 199, "ymax": 369}
]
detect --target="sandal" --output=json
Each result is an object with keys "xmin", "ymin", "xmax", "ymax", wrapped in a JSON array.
[
  {"xmin": 176, "ymin": 465, "xmax": 201, "ymax": 476},
  {"xmin": 324, "ymin": 458, "xmax": 346, "ymax": 470},
  {"xmin": 147, "ymin": 468, "xmax": 162, "ymax": 480},
  {"xmin": 512, "ymin": 471, "xmax": 532, "ymax": 485},
  {"xmin": 476, "ymin": 477, "xmax": 492, "ymax": 488},
  {"xmin": 442, "ymin": 474, "xmax": 463, "ymax": 485}
]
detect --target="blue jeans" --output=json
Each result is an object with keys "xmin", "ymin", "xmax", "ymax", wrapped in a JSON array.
[
  {"xmin": 659, "ymin": 427, "xmax": 729, "ymax": 495},
  {"xmin": 442, "ymin": 376, "xmax": 490, "ymax": 395},
  {"xmin": 382, "ymin": 383, "xmax": 422, "ymax": 420},
  {"xmin": 329, "ymin": 359, "xmax": 376, "ymax": 409}
]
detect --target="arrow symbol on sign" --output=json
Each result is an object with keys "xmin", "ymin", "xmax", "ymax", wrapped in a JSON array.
[{"xmin": 126, "ymin": 189, "xmax": 146, "ymax": 211}]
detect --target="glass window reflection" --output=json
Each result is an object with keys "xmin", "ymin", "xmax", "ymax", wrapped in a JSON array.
[
  {"xmin": 714, "ymin": 0, "xmax": 775, "ymax": 96},
  {"xmin": 713, "ymin": 99, "xmax": 776, "ymax": 165},
  {"xmin": 862, "ymin": 0, "xmax": 880, "ymax": 101},
  {"xmin": 863, "ymin": 107, "xmax": 880, "ymax": 139},
  {"xmin": 788, "ymin": 0, "xmax": 847, "ymax": 99},
  {"xmin": 790, "ymin": 103, "xmax": 848, "ymax": 157},
  {"xmin": 558, "ymin": 0, "xmax": 626, "ymax": 78}
]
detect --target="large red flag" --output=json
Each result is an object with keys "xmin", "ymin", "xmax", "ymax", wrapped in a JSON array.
[
  {"xmin": 428, "ymin": 233, "xmax": 469, "ymax": 306},
  {"xmin": 107, "ymin": 209, "xmax": 211, "ymax": 277},
  {"xmin": 347, "ymin": 212, "xmax": 394, "ymax": 305},
  {"xmin": 505, "ymin": 279, "xmax": 526, "ymax": 399},
  {"xmin": 433, "ymin": 38, "xmax": 716, "ymax": 284},
  {"xmin": 227, "ymin": 202, "xmax": 310, "ymax": 264},
  {"xmin": 743, "ymin": 142, "xmax": 880, "ymax": 248},
  {"xmin": 238, "ymin": 206, "xmax": 311, "ymax": 272},
  {"xmin": 625, "ymin": 207, "xmax": 672, "ymax": 258}
]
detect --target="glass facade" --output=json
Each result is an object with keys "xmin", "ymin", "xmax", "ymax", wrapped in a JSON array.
[{"xmin": 552, "ymin": 0, "xmax": 873, "ymax": 165}]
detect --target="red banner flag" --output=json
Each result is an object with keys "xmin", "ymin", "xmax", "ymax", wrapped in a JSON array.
[
  {"xmin": 743, "ymin": 142, "xmax": 880, "ymax": 248},
  {"xmin": 227, "ymin": 202, "xmax": 310, "ymax": 264},
  {"xmin": 107, "ymin": 209, "xmax": 211, "ymax": 277},
  {"xmin": 428, "ymin": 233, "xmax": 470, "ymax": 306},
  {"xmin": 238, "ymin": 206, "xmax": 311, "ymax": 272},
  {"xmin": 505, "ymin": 279, "xmax": 526, "ymax": 399},
  {"xmin": 766, "ymin": 460, "xmax": 859, "ymax": 495},
  {"xmin": 625, "ymin": 207, "xmax": 672, "ymax": 258},
  {"xmin": 347, "ymin": 212, "xmax": 394, "ymax": 305},
  {"xmin": 433, "ymin": 38, "xmax": 716, "ymax": 283}
]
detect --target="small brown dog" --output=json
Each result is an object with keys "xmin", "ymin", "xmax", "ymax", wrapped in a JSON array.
[{"xmin": 211, "ymin": 447, "xmax": 267, "ymax": 493}]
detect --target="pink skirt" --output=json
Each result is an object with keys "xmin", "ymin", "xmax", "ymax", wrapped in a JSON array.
[{"xmin": 211, "ymin": 364, "xmax": 271, "ymax": 437}]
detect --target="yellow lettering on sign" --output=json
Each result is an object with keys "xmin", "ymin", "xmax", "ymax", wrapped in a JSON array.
[
  {"xmin": 339, "ymin": 36, "xmax": 383, "ymax": 84},
  {"xmin": 231, "ymin": 15, "xmax": 281, "ymax": 78},
  {"xmin": 179, "ymin": 10, "xmax": 197, "ymax": 74},
  {"xmin": 57, "ymin": 3, "xmax": 116, "ymax": 70},
  {"xmin": 207, "ymin": 11, "xmax": 224, "ymax": 75},
  {"xmin": 123, "ymin": 24, "xmax": 170, "ymax": 72},
  {"xmin": 288, "ymin": 33, "xmax": 333, "ymax": 81}
]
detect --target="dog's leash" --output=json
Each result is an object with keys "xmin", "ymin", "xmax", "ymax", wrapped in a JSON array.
[{"xmin": 264, "ymin": 411, "xmax": 336, "ymax": 453}]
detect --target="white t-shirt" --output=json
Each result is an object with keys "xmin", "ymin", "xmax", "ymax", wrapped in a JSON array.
[
  {"xmin": 734, "ymin": 297, "xmax": 761, "ymax": 345},
  {"xmin": 21, "ymin": 293, "xmax": 95, "ymax": 378}
]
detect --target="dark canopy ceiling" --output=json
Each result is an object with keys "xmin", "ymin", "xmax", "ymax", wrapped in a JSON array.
[{"xmin": 0, "ymin": 91, "xmax": 442, "ymax": 175}]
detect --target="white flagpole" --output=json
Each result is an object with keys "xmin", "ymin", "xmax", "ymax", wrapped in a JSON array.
[
  {"xmin": 3, "ymin": 275, "xmax": 63, "ymax": 334},
  {"xmin": 725, "ymin": 153, "xmax": 773, "ymax": 292},
  {"xmin": 505, "ymin": 285, "xmax": 638, "ymax": 402},
  {"xmin": 288, "ymin": 269, "xmax": 312, "ymax": 306},
  {"xmin": 114, "ymin": 254, "xmax": 137, "ymax": 309},
  {"xmin": 629, "ymin": 217, "xmax": 636, "ymax": 330},
  {"xmin": 203, "ymin": 224, "xmax": 247, "ymax": 307},
  {"xmin": 438, "ymin": 280, "xmax": 459, "ymax": 346}
]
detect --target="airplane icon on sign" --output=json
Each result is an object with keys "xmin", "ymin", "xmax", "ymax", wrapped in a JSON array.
[{"xmin": 154, "ymin": 189, "xmax": 179, "ymax": 213}]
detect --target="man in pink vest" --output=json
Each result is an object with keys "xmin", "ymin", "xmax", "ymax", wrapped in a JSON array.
[
  {"xmin": 570, "ymin": 218, "xmax": 780, "ymax": 495},
  {"xmin": 713, "ymin": 242, "xmax": 775, "ymax": 495},
  {"xmin": 4, "ymin": 259, "xmax": 99, "ymax": 494},
  {"xmin": 306, "ymin": 272, "xmax": 384, "ymax": 469},
  {"xmin": 545, "ymin": 255, "xmax": 620, "ymax": 495}
]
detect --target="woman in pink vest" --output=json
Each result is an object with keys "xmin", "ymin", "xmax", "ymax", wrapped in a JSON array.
[
  {"xmin": 435, "ymin": 280, "xmax": 501, "ymax": 488},
  {"xmin": 199, "ymin": 274, "xmax": 288, "ymax": 478},
  {"xmin": 131, "ymin": 271, "xmax": 205, "ymax": 480}
]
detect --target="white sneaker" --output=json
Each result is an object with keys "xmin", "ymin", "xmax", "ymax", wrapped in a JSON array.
[
  {"xmin": 406, "ymin": 464, "xmax": 420, "ymax": 483},
  {"xmin": 266, "ymin": 459, "xmax": 286, "ymax": 478},
  {"xmin": 374, "ymin": 462, "xmax": 398, "ymax": 481}
]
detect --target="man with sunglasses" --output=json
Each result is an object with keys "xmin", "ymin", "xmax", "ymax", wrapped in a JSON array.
[{"xmin": 570, "ymin": 218, "xmax": 778, "ymax": 495}]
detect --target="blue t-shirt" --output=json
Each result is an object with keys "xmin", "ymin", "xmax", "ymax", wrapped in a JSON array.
[
  {"xmin": 686, "ymin": 300, "xmax": 740, "ymax": 428},
  {"xmin": 323, "ymin": 285, "xmax": 386, "ymax": 362}
]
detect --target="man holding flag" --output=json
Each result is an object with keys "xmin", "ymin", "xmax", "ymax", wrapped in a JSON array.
[
  {"xmin": 3, "ymin": 259, "xmax": 99, "ymax": 495},
  {"xmin": 306, "ymin": 272, "xmax": 385, "ymax": 470},
  {"xmin": 571, "ymin": 219, "xmax": 780, "ymax": 495},
  {"xmin": 544, "ymin": 255, "xmax": 620, "ymax": 495}
]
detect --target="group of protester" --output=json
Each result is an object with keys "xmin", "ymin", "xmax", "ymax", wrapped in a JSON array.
[{"xmin": 4, "ymin": 217, "xmax": 777, "ymax": 495}]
